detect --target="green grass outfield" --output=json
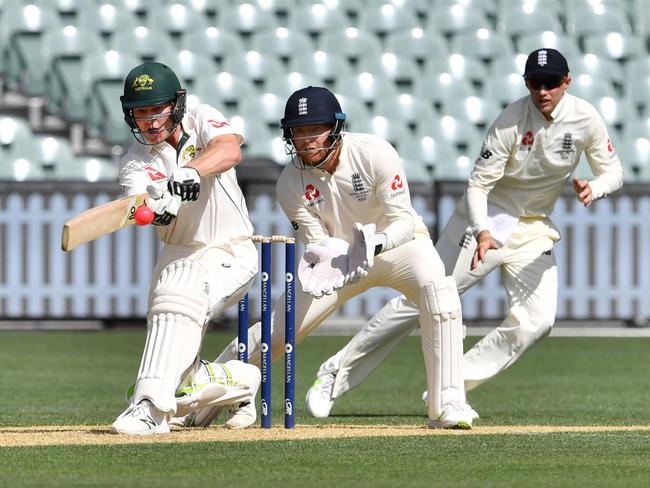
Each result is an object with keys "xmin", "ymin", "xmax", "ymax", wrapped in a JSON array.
[{"xmin": 0, "ymin": 330, "xmax": 649, "ymax": 487}]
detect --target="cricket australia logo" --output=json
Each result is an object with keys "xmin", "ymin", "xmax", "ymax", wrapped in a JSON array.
[
  {"xmin": 132, "ymin": 74, "xmax": 154, "ymax": 91},
  {"xmin": 182, "ymin": 144, "xmax": 197, "ymax": 161},
  {"xmin": 349, "ymin": 172, "xmax": 369, "ymax": 201},
  {"xmin": 559, "ymin": 132, "xmax": 574, "ymax": 159},
  {"xmin": 537, "ymin": 50, "xmax": 548, "ymax": 66},
  {"xmin": 298, "ymin": 97, "xmax": 308, "ymax": 115}
]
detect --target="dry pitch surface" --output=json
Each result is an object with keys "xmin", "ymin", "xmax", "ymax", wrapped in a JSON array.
[{"xmin": 2, "ymin": 424, "xmax": 650, "ymax": 447}]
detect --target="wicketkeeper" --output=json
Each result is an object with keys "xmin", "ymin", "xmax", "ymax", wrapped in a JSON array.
[{"xmin": 206, "ymin": 86, "xmax": 476, "ymax": 429}]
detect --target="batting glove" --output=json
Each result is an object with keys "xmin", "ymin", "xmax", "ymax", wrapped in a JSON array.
[
  {"xmin": 147, "ymin": 185, "xmax": 182, "ymax": 226},
  {"xmin": 168, "ymin": 166, "xmax": 201, "ymax": 202}
]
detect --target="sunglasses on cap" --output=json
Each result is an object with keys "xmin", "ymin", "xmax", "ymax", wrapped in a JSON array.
[{"xmin": 527, "ymin": 76, "xmax": 565, "ymax": 90}]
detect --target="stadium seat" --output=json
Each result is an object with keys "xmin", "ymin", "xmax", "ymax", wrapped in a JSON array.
[
  {"xmin": 568, "ymin": 75, "xmax": 616, "ymax": 102},
  {"xmin": 400, "ymin": 132, "xmax": 460, "ymax": 173},
  {"xmin": 565, "ymin": 6, "xmax": 631, "ymax": 36},
  {"xmin": 400, "ymin": 157, "xmax": 435, "ymax": 184},
  {"xmin": 76, "ymin": 2, "xmax": 138, "ymax": 36},
  {"xmin": 53, "ymin": 156, "xmax": 118, "ymax": 182},
  {"xmin": 238, "ymin": 92, "xmax": 285, "ymax": 129},
  {"xmin": 220, "ymin": 52, "xmax": 286, "ymax": 85},
  {"xmin": 487, "ymin": 53, "xmax": 527, "ymax": 77},
  {"xmin": 358, "ymin": 53, "xmax": 421, "ymax": 91},
  {"xmin": 426, "ymin": 4, "xmax": 492, "ymax": 36},
  {"xmin": 413, "ymin": 73, "xmax": 475, "ymax": 109},
  {"xmin": 320, "ymin": 28, "xmax": 383, "ymax": 61},
  {"xmin": 156, "ymin": 51, "xmax": 218, "ymax": 88},
  {"xmin": 181, "ymin": 27, "xmax": 246, "ymax": 63},
  {"xmin": 435, "ymin": 0, "xmax": 498, "ymax": 16},
  {"xmin": 145, "ymin": 2, "xmax": 209, "ymax": 36},
  {"xmin": 0, "ymin": 156, "xmax": 47, "ymax": 181},
  {"xmin": 583, "ymin": 32, "xmax": 644, "ymax": 61},
  {"xmin": 612, "ymin": 137, "xmax": 650, "ymax": 182},
  {"xmin": 516, "ymin": 32, "xmax": 582, "ymax": 60},
  {"xmin": 333, "ymin": 72, "xmax": 400, "ymax": 104},
  {"xmin": 432, "ymin": 156, "xmax": 474, "ymax": 182},
  {"xmin": 192, "ymin": 72, "xmax": 258, "ymax": 110},
  {"xmin": 373, "ymin": 94, "xmax": 437, "ymax": 132},
  {"xmin": 451, "ymin": 30, "xmax": 514, "ymax": 63},
  {"xmin": 384, "ymin": 29, "xmax": 448, "ymax": 63},
  {"xmin": 623, "ymin": 59, "xmax": 650, "ymax": 114},
  {"xmin": 483, "ymin": 73, "xmax": 529, "ymax": 109},
  {"xmin": 263, "ymin": 72, "xmax": 322, "ymax": 98},
  {"xmin": 45, "ymin": 27, "xmax": 105, "ymax": 122},
  {"xmin": 33, "ymin": 135, "xmax": 75, "ymax": 172},
  {"xmin": 288, "ymin": 4, "xmax": 351, "ymax": 36},
  {"xmin": 571, "ymin": 54, "xmax": 624, "ymax": 85},
  {"xmin": 422, "ymin": 54, "xmax": 489, "ymax": 86},
  {"xmin": 82, "ymin": 51, "xmax": 142, "ymax": 146},
  {"xmin": 353, "ymin": 117, "xmax": 416, "ymax": 155},
  {"xmin": 110, "ymin": 26, "xmax": 177, "ymax": 61},
  {"xmin": 496, "ymin": 9, "xmax": 562, "ymax": 37},
  {"xmin": 330, "ymin": 94, "xmax": 372, "ymax": 133},
  {"xmin": 0, "ymin": 116, "xmax": 34, "ymax": 151},
  {"xmin": 421, "ymin": 116, "xmax": 485, "ymax": 158},
  {"xmin": 1, "ymin": 3, "xmax": 61, "ymax": 95},
  {"xmin": 249, "ymin": 28, "xmax": 315, "ymax": 60},
  {"xmin": 289, "ymin": 52, "xmax": 354, "ymax": 85},
  {"xmin": 442, "ymin": 96, "xmax": 502, "ymax": 128},
  {"xmin": 217, "ymin": 3, "xmax": 279, "ymax": 34},
  {"xmin": 358, "ymin": 3, "xmax": 422, "ymax": 35},
  {"xmin": 240, "ymin": 120, "xmax": 288, "ymax": 164}
]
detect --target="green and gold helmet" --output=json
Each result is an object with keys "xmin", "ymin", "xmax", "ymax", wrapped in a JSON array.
[{"xmin": 120, "ymin": 61, "xmax": 186, "ymax": 144}]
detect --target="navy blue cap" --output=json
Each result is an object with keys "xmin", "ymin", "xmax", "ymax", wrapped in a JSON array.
[{"xmin": 523, "ymin": 48, "xmax": 569, "ymax": 78}]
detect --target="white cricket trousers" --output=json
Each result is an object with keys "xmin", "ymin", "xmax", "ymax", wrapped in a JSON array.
[{"xmin": 317, "ymin": 208, "xmax": 560, "ymax": 398}]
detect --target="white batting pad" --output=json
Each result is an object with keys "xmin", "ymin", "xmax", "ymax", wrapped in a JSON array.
[
  {"xmin": 133, "ymin": 259, "xmax": 211, "ymax": 413},
  {"xmin": 419, "ymin": 276, "xmax": 465, "ymax": 420}
]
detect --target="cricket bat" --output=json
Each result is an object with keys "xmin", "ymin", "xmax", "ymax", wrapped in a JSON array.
[{"xmin": 61, "ymin": 192, "xmax": 149, "ymax": 251}]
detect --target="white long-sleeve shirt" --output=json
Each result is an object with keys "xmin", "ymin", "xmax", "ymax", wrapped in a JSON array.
[
  {"xmin": 277, "ymin": 132, "xmax": 429, "ymax": 247},
  {"xmin": 119, "ymin": 104, "xmax": 254, "ymax": 246},
  {"xmin": 466, "ymin": 93, "xmax": 624, "ymax": 235}
]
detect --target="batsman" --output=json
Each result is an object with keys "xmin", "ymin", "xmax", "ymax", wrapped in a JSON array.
[
  {"xmin": 111, "ymin": 62, "xmax": 261, "ymax": 435},
  {"xmin": 208, "ymin": 86, "xmax": 476, "ymax": 428}
]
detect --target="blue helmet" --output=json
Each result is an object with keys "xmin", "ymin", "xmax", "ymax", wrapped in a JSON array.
[
  {"xmin": 280, "ymin": 86, "xmax": 346, "ymax": 169},
  {"xmin": 280, "ymin": 86, "xmax": 346, "ymax": 140}
]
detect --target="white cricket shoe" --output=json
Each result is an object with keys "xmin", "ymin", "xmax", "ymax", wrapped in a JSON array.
[
  {"xmin": 226, "ymin": 400, "xmax": 257, "ymax": 429},
  {"xmin": 305, "ymin": 372, "xmax": 336, "ymax": 418},
  {"xmin": 112, "ymin": 399, "xmax": 170, "ymax": 435},
  {"xmin": 422, "ymin": 390, "xmax": 479, "ymax": 421},
  {"xmin": 428, "ymin": 402, "xmax": 475, "ymax": 430}
]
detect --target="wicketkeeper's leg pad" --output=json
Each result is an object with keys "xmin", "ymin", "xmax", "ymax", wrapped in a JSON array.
[
  {"xmin": 133, "ymin": 259, "xmax": 211, "ymax": 414},
  {"xmin": 419, "ymin": 276, "xmax": 465, "ymax": 420}
]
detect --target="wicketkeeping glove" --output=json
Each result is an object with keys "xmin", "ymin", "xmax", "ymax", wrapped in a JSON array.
[
  {"xmin": 146, "ymin": 185, "xmax": 182, "ymax": 226},
  {"xmin": 298, "ymin": 237, "xmax": 350, "ymax": 298},
  {"xmin": 346, "ymin": 222, "xmax": 385, "ymax": 285},
  {"xmin": 168, "ymin": 166, "xmax": 201, "ymax": 202}
]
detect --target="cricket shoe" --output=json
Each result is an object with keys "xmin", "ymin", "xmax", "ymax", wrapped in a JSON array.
[
  {"xmin": 422, "ymin": 390, "xmax": 479, "ymax": 421},
  {"xmin": 428, "ymin": 402, "xmax": 475, "ymax": 430},
  {"xmin": 225, "ymin": 401, "xmax": 257, "ymax": 429},
  {"xmin": 305, "ymin": 372, "xmax": 336, "ymax": 418},
  {"xmin": 112, "ymin": 399, "xmax": 170, "ymax": 435}
]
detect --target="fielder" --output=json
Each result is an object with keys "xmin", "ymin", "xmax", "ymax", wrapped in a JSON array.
[
  {"xmin": 207, "ymin": 86, "xmax": 476, "ymax": 428},
  {"xmin": 112, "ymin": 61, "xmax": 261, "ymax": 435},
  {"xmin": 303, "ymin": 48, "xmax": 624, "ymax": 417}
]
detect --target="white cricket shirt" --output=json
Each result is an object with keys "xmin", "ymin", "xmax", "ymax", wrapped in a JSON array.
[
  {"xmin": 120, "ymin": 104, "xmax": 254, "ymax": 246},
  {"xmin": 466, "ymin": 93, "xmax": 624, "ymax": 234},
  {"xmin": 276, "ymin": 132, "xmax": 428, "ymax": 247}
]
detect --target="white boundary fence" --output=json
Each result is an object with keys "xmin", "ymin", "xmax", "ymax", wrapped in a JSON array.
[{"xmin": 0, "ymin": 180, "xmax": 647, "ymax": 324}]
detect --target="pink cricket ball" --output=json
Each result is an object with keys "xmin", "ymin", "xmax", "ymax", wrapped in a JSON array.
[{"xmin": 134, "ymin": 205, "xmax": 154, "ymax": 226}]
